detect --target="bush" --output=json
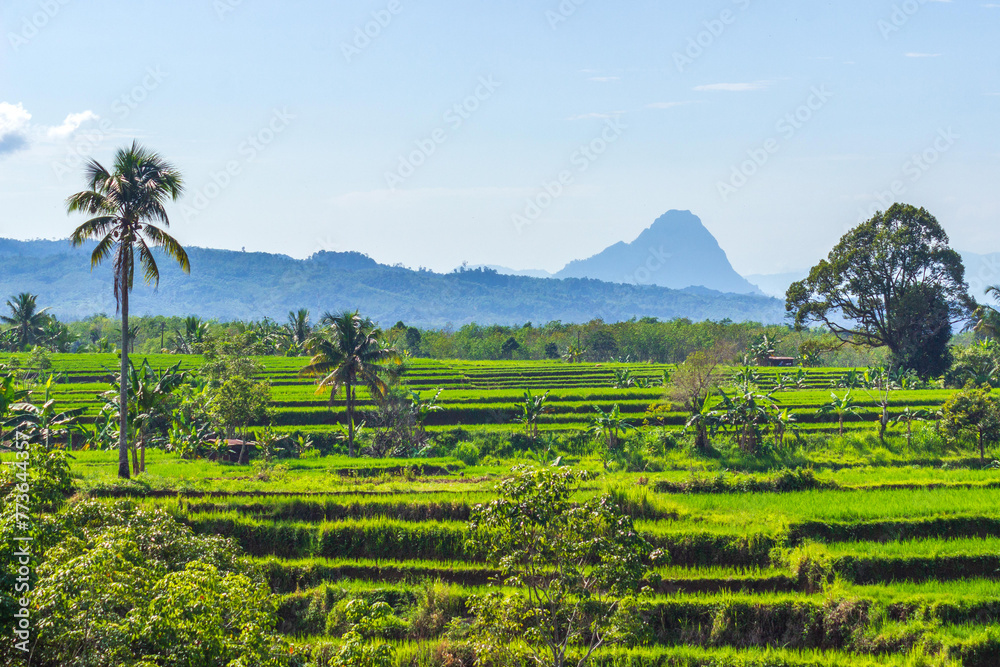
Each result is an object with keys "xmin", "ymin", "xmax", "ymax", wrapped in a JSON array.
[{"xmin": 453, "ymin": 443, "xmax": 481, "ymax": 466}]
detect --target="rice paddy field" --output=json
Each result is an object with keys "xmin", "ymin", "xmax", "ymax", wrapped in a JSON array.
[
  {"xmin": 0, "ymin": 352, "xmax": 970, "ymax": 436},
  {"xmin": 8, "ymin": 352, "xmax": 1000, "ymax": 665}
]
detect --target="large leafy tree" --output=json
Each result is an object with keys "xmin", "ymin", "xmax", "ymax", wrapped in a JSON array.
[
  {"xmin": 300, "ymin": 311, "xmax": 400, "ymax": 457},
  {"xmin": 1, "ymin": 292, "xmax": 50, "ymax": 350},
  {"xmin": 67, "ymin": 141, "xmax": 188, "ymax": 479},
  {"xmin": 786, "ymin": 204, "xmax": 975, "ymax": 378}
]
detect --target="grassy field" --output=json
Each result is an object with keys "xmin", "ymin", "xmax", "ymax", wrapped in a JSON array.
[{"xmin": 6, "ymin": 352, "xmax": 1000, "ymax": 665}]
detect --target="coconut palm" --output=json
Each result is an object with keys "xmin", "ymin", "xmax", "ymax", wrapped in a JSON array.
[
  {"xmin": 1, "ymin": 292, "xmax": 50, "ymax": 350},
  {"xmin": 286, "ymin": 309, "xmax": 311, "ymax": 346},
  {"xmin": 300, "ymin": 311, "xmax": 400, "ymax": 457},
  {"xmin": 67, "ymin": 141, "xmax": 187, "ymax": 479}
]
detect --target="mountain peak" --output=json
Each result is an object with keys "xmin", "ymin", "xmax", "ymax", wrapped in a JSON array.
[{"xmin": 554, "ymin": 210, "xmax": 760, "ymax": 295}]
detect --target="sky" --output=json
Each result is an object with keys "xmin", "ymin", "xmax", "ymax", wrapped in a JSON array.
[{"xmin": 0, "ymin": 0, "xmax": 997, "ymax": 277}]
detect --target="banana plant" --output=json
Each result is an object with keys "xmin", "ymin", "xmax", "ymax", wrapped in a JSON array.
[
  {"xmin": 589, "ymin": 404, "xmax": 635, "ymax": 454},
  {"xmin": 103, "ymin": 359, "xmax": 189, "ymax": 474},
  {"xmin": 613, "ymin": 368, "xmax": 636, "ymax": 389},
  {"xmin": 817, "ymin": 390, "xmax": 861, "ymax": 436},
  {"xmin": 9, "ymin": 374, "xmax": 83, "ymax": 450},
  {"xmin": 515, "ymin": 390, "xmax": 552, "ymax": 441},
  {"xmin": 410, "ymin": 388, "xmax": 444, "ymax": 427},
  {"xmin": 891, "ymin": 407, "xmax": 934, "ymax": 448}
]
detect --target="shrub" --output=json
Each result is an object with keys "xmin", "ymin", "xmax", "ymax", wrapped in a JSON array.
[{"xmin": 453, "ymin": 443, "xmax": 480, "ymax": 466}]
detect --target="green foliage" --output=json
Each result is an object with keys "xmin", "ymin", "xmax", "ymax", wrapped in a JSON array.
[
  {"xmin": 939, "ymin": 383, "xmax": 1000, "ymax": 463},
  {"xmin": 453, "ymin": 442, "xmax": 480, "ymax": 466},
  {"xmin": 327, "ymin": 599, "xmax": 398, "ymax": 667},
  {"xmin": 946, "ymin": 340, "xmax": 1000, "ymax": 389},
  {"xmin": 467, "ymin": 466, "xmax": 659, "ymax": 667},
  {"xmin": 786, "ymin": 204, "xmax": 975, "ymax": 377},
  {"xmin": 19, "ymin": 499, "xmax": 291, "ymax": 667}
]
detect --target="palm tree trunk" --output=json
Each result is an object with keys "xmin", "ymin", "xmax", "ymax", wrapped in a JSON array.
[
  {"xmin": 838, "ymin": 414, "xmax": 844, "ymax": 437},
  {"xmin": 346, "ymin": 379, "xmax": 355, "ymax": 458},
  {"xmin": 907, "ymin": 420, "xmax": 912, "ymax": 448},
  {"xmin": 118, "ymin": 270, "xmax": 130, "ymax": 479}
]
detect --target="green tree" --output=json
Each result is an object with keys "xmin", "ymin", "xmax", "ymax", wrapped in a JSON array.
[
  {"xmin": 972, "ymin": 285, "xmax": 1000, "ymax": 339},
  {"xmin": 26, "ymin": 500, "xmax": 290, "ymax": 666},
  {"xmin": 940, "ymin": 383, "xmax": 1000, "ymax": 463},
  {"xmin": 501, "ymin": 336, "xmax": 521, "ymax": 359},
  {"xmin": 668, "ymin": 345, "xmax": 729, "ymax": 452},
  {"xmin": 946, "ymin": 340, "xmax": 1000, "ymax": 389},
  {"xmin": 209, "ymin": 376, "xmax": 272, "ymax": 463},
  {"xmin": 300, "ymin": 311, "xmax": 400, "ymax": 457},
  {"xmin": 786, "ymin": 204, "xmax": 975, "ymax": 378},
  {"xmin": 67, "ymin": 141, "xmax": 188, "ymax": 479},
  {"xmin": 171, "ymin": 316, "xmax": 209, "ymax": 354},
  {"xmin": 466, "ymin": 466, "xmax": 659, "ymax": 667},
  {"xmin": 286, "ymin": 308, "xmax": 311, "ymax": 347},
  {"xmin": 0, "ymin": 293, "xmax": 50, "ymax": 350}
]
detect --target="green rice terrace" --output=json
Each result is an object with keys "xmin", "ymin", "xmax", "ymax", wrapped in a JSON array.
[
  {"xmin": 4, "ymin": 350, "xmax": 1000, "ymax": 666},
  {"xmin": 0, "ymin": 353, "xmax": 970, "ymax": 437}
]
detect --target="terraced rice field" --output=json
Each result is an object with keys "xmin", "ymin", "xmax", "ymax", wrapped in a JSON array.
[
  {"xmin": 72, "ymin": 455, "xmax": 1000, "ymax": 666},
  {"xmin": 0, "ymin": 353, "xmax": 968, "ymax": 436}
]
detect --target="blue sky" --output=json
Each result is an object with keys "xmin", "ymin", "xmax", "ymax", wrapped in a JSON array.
[{"xmin": 0, "ymin": 0, "xmax": 997, "ymax": 276}]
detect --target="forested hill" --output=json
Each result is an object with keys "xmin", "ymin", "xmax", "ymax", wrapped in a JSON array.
[{"xmin": 0, "ymin": 238, "xmax": 785, "ymax": 326}]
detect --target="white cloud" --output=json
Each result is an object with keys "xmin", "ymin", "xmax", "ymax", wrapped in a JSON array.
[
  {"xmin": 47, "ymin": 110, "xmax": 99, "ymax": 139},
  {"xmin": 694, "ymin": 81, "xmax": 771, "ymax": 92},
  {"xmin": 905, "ymin": 52, "xmax": 942, "ymax": 58},
  {"xmin": 0, "ymin": 102, "xmax": 32, "ymax": 155},
  {"xmin": 566, "ymin": 111, "xmax": 626, "ymax": 120},
  {"xmin": 645, "ymin": 101, "xmax": 698, "ymax": 110},
  {"xmin": 0, "ymin": 102, "xmax": 31, "ymax": 134},
  {"xmin": 588, "ymin": 76, "xmax": 620, "ymax": 82}
]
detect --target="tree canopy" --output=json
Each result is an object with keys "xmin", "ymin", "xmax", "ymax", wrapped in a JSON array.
[{"xmin": 786, "ymin": 204, "xmax": 975, "ymax": 377}]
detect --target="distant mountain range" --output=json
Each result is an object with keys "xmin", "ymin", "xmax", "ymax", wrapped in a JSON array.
[
  {"xmin": 0, "ymin": 237, "xmax": 785, "ymax": 326},
  {"xmin": 480, "ymin": 210, "xmax": 761, "ymax": 295}
]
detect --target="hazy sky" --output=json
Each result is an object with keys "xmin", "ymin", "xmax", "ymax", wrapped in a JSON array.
[{"xmin": 1, "ymin": 0, "xmax": 997, "ymax": 276}]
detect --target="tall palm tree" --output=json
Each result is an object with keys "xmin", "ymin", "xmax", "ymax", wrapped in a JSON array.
[
  {"xmin": 300, "ymin": 311, "xmax": 400, "ymax": 457},
  {"xmin": 1, "ymin": 292, "xmax": 50, "ymax": 349},
  {"xmin": 66, "ymin": 141, "xmax": 187, "ymax": 479},
  {"xmin": 287, "ymin": 309, "xmax": 311, "ymax": 346}
]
